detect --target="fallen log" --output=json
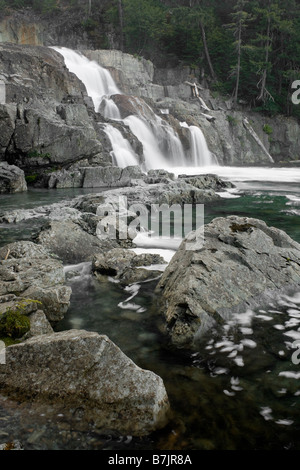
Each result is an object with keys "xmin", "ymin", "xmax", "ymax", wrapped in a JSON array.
[{"xmin": 242, "ymin": 118, "xmax": 274, "ymax": 163}]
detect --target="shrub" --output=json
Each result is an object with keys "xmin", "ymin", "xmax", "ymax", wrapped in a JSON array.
[
  {"xmin": 227, "ymin": 115, "xmax": 238, "ymax": 126},
  {"xmin": 263, "ymin": 124, "xmax": 273, "ymax": 135}
]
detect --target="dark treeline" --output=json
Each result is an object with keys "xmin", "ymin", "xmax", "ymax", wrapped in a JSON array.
[{"xmin": 1, "ymin": 0, "xmax": 300, "ymax": 118}]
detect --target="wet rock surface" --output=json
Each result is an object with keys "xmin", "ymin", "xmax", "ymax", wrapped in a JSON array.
[
  {"xmin": 0, "ymin": 241, "xmax": 71, "ymax": 323},
  {"xmin": 156, "ymin": 216, "xmax": 300, "ymax": 348},
  {"xmin": 0, "ymin": 43, "xmax": 112, "ymax": 174},
  {"xmin": 0, "ymin": 329, "xmax": 170, "ymax": 437},
  {"xmin": 34, "ymin": 220, "xmax": 118, "ymax": 264},
  {"xmin": 0, "ymin": 162, "xmax": 27, "ymax": 194},
  {"xmin": 92, "ymin": 248, "xmax": 166, "ymax": 285}
]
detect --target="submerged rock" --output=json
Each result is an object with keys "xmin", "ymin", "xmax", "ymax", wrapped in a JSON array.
[
  {"xmin": 0, "ymin": 329, "xmax": 170, "ymax": 436},
  {"xmin": 156, "ymin": 216, "xmax": 300, "ymax": 348}
]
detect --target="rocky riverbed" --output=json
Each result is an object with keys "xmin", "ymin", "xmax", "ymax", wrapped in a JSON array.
[
  {"xmin": 0, "ymin": 39, "xmax": 300, "ymax": 449},
  {"xmin": 1, "ymin": 169, "xmax": 300, "ymax": 442},
  {"xmin": 0, "ymin": 170, "xmax": 233, "ymax": 437}
]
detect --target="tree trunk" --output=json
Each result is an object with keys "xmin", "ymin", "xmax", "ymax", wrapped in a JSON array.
[
  {"xmin": 199, "ymin": 20, "xmax": 217, "ymax": 82},
  {"xmin": 257, "ymin": 6, "xmax": 271, "ymax": 102},
  {"xmin": 118, "ymin": 0, "xmax": 125, "ymax": 52},
  {"xmin": 233, "ymin": 19, "xmax": 242, "ymax": 107},
  {"xmin": 88, "ymin": 0, "xmax": 92, "ymax": 17}
]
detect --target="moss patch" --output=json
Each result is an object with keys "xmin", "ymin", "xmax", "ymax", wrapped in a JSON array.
[
  {"xmin": 0, "ymin": 299, "xmax": 41, "ymax": 340},
  {"xmin": 0, "ymin": 310, "xmax": 30, "ymax": 339},
  {"xmin": 230, "ymin": 223, "xmax": 255, "ymax": 233}
]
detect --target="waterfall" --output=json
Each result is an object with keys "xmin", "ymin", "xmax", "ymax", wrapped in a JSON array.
[
  {"xmin": 53, "ymin": 47, "xmax": 216, "ymax": 170},
  {"xmin": 100, "ymin": 97, "xmax": 121, "ymax": 120},
  {"xmin": 124, "ymin": 115, "xmax": 170, "ymax": 170},
  {"xmin": 189, "ymin": 126, "xmax": 217, "ymax": 166},
  {"xmin": 52, "ymin": 47, "xmax": 120, "ymax": 112},
  {"xmin": 103, "ymin": 124, "xmax": 139, "ymax": 168}
]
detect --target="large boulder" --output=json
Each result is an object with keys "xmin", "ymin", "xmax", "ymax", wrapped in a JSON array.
[
  {"xmin": 0, "ymin": 161, "xmax": 27, "ymax": 193},
  {"xmin": 0, "ymin": 329, "xmax": 170, "ymax": 436},
  {"xmin": 156, "ymin": 216, "xmax": 300, "ymax": 348},
  {"xmin": 34, "ymin": 220, "xmax": 118, "ymax": 264},
  {"xmin": 0, "ymin": 241, "xmax": 71, "ymax": 323}
]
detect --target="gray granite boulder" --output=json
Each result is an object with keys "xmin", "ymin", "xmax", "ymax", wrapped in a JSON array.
[
  {"xmin": 0, "ymin": 241, "xmax": 71, "ymax": 323},
  {"xmin": 0, "ymin": 44, "xmax": 111, "ymax": 171},
  {"xmin": 0, "ymin": 162, "xmax": 27, "ymax": 193},
  {"xmin": 0, "ymin": 329, "xmax": 170, "ymax": 436},
  {"xmin": 82, "ymin": 165, "xmax": 144, "ymax": 188},
  {"xmin": 35, "ymin": 220, "xmax": 118, "ymax": 264},
  {"xmin": 156, "ymin": 216, "xmax": 300, "ymax": 348},
  {"xmin": 92, "ymin": 248, "xmax": 166, "ymax": 285}
]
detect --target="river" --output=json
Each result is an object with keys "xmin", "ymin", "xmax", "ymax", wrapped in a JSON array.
[{"xmin": 0, "ymin": 166, "xmax": 299, "ymax": 450}]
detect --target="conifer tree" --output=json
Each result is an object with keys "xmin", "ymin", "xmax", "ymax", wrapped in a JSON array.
[{"xmin": 225, "ymin": 0, "xmax": 252, "ymax": 107}]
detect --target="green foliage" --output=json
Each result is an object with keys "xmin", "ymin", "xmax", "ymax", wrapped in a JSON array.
[
  {"xmin": 81, "ymin": 17, "xmax": 98, "ymax": 31},
  {"xmin": 227, "ymin": 115, "xmax": 238, "ymax": 126},
  {"xmin": 0, "ymin": 304, "xmax": 30, "ymax": 339},
  {"xmin": 0, "ymin": 0, "xmax": 8, "ymax": 10},
  {"xmin": 0, "ymin": 0, "xmax": 59, "ymax": 14},
  {"xmin": 122, "ymin": 0, "xmax": 172, "ymax": 55},
  {"xmin": 3, "ymin": 0, "xmax": 300, "ymax": 117},
  {"xmin": 263, "ymin": 124, "xmax": 273, "ymax": 135},
  {"xmin": 0, "ymin": 299, "xmax": 42, "ymax": 340},
  {"xmin": 0, "ymin": 309, "xmax": 30, "ymax": 338},
  {"xmin": 27, "ymin": 150, "xmax": 51, "ymax": 159},
  {"xmin": 25, "ymin": 174, "xmax": 38, "ymax": 184}
]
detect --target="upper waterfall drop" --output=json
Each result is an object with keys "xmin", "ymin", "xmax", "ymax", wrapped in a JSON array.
[
  {"xmin": 52, "ymin": 47, "xmax": 217, "ymax": 170},
  {"xmin": 52, "ymin": 47, "xmax": 120, "ymax": 114}
]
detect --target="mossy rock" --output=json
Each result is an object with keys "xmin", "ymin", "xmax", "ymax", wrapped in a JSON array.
[
  {"xmin": 0, "ymin": 299, "xmax": 40, "ymax": 339},
  {"xmin": 0, "ymin": 336, "xmax": 21, "ymax": 347},
  {"xmin": 0, "ymin": 310, "xmax": 30, "ymax": 339},
  {"xmin": 230, "ymin": 223, "xmax": 255, "ymax": 233}
]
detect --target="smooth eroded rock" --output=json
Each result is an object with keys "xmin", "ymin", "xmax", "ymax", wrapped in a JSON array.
[
  {"xmin": 0, "ymin": 162, "xmax": 27, "ymax": 193},
  {"xmin": 35, "ymin": 220, "xmax": 118, "ymax": 264},
  {"xmin": 156, "ymin": 216, "xmax": 300, "ymax": 348},
  {"xmin": 93, "ymin": 248, "xmax": 166, "ymax": 285}
]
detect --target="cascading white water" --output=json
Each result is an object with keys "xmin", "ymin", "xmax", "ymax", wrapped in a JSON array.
[
  {"xmin": 52, "ymin": 47, "xmax": 120, "ymax": 113},
  {"xmin": 156, "ymin": 118, "xmax": 186, "ymax": 166},
  {"xmin": 103, "ymin": 124, "xmax": 139, "ymax": 168},
  {"xmin": 100, "ymin": 98, "xmax": 121, "ymax": 120},
  {"xmin": 189, "ymin": 125, "xmax": 216, "ymax": 166},
  {"xmin": 124, "ymin": 115, "xmax": 170, "ymax": 170},
  {"xmin": 53, "ymin": 47, "xmax": 216, "ymax": 169}
]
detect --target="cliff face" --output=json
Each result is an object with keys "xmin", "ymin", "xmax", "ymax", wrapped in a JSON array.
[
  {"xmin": 85, "ymin": 49, "xmax": 300, "ymax": 166},
  {"xmin": 0, "ymin": 43, "xmax": 113, "ymax": 178},
  {"xmin": 0, "ymin": 9, "xmax": 109, "ymax": 50},
  {"xmin": 0, "ymin": 11, "xmax": 299, "ymax": 172}
]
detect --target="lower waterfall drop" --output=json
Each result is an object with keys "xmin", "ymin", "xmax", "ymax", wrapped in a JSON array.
[
  {"xmin": 103, "ymin": 124, "xmax": 139, "ymax": 168},
  {"xmin": 189, "ymin": 125, "xmax": 217, "ymax": 166}
]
